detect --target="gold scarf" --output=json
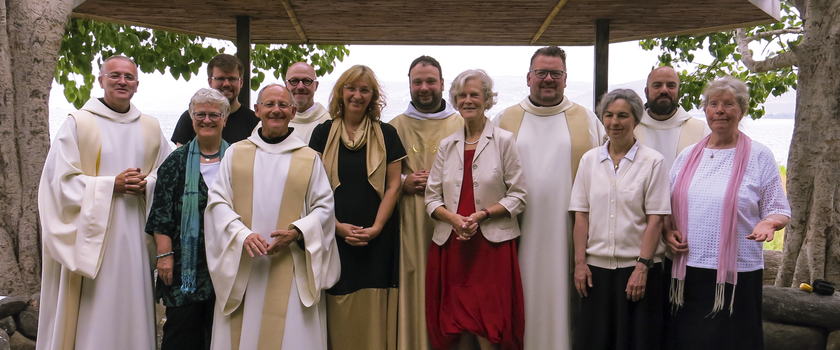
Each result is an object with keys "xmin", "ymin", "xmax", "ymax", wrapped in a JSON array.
[{"xmin": 322, "ymin": 117, "xmax": 387, "ymax": 198}]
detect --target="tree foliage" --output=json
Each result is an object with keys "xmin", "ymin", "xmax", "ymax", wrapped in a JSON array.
[
  {"xmin": 56, "ymin": 18, "xmax": 349, "ymax": 108},
  {"xmin": 639, "ymin": 1, "xmax": 801, "ymax": 119}
]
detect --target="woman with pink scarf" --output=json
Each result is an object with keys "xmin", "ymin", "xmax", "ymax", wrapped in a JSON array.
[{"xmin": 664, "ymin": 76, "xmax": 790, "ymax": 349}]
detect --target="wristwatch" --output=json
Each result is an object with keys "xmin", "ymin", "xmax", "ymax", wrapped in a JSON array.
[{"xmin": 636, "ymin": 256, "xmax": 654, "ymax": 269}]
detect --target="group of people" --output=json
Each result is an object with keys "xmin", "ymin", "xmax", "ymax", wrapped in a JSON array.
[{"xmin": 35, "ymin": 45, "xmax": 790, "ymax": 350}]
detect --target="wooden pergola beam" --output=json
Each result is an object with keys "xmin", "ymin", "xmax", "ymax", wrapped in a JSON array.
[
  {"xmin": 280, "ymin": 0, "xmax": 308, "ymax": 43},
  {"xmin": 530, "ymin": 0, "xmax": 570, "ymax": 44}
]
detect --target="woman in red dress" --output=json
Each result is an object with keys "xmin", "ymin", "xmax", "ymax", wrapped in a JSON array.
[{"xmin": 425, "ymin": 69, "xmax": 527, "ymax": 350}]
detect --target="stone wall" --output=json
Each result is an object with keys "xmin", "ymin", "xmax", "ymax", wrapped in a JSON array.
[{"xmin": 0, "ymin": 294, "xmax": 39, "ymax": 350}]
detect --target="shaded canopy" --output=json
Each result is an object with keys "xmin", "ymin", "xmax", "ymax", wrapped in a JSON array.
[{"xmin": 71, "ymin": 0, "xmax": 780, "ymax": 45}]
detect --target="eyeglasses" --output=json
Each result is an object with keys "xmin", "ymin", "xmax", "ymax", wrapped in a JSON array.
[
  {"xmin": 287, "ymin": 78, "xmax": 315, "ymax": 87},
  {"xmin": 530, "ymin": 69, "xmax": 566, "ymax": 79},
  {"xmin": 257, "ymin": 101, "xmax": 294, "ymax": 109},
  {"xmin": 210, "ymin": 76, "xmax": 242, "ymax": 83},
  {"xmin": 102, "ymin": 72, "xmax": 137, "ymax": 82},
  {"xmin": 193, "ymin": 112, "xmax": 224, "ymax": 121},
  {"xmin": 344, "ymin": 85, "xmax": 373, "ymax": 95}
]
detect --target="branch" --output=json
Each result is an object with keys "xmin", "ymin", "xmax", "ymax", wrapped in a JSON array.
[
  {"xmin": 736, "ymin": 28, "xmax": 798, "ymax": 72},
  {"xmin": 744, "ymin": 27, "xmax": 804, "ymax": 43}
]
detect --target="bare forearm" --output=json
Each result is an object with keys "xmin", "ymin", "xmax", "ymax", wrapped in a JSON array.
[
  {"xmin": 573, "ymin": 212, "xmax": 589, "ymax": 265},
  {"xmin": 154, "ymin": 233, "xmax": 172, "ymax": 254},
  {"xmin": 640, "ymin": 215, "xmax": 663, "ymax": 260}
]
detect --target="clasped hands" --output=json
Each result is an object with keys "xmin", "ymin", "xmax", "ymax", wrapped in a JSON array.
[
  {"xmin": 243, "ymin": 230, "xmax": 298, "ymax": 257},
  {"xmin": 336, "ymin": 223, "xmax": 382, "ymax": 247},
  {"xmin": 115, "ymin": 167, "xmax": 147, "ymax": 195},
  {"xmin": 450, "ymin": 211, "xmax": 488, "ymax": 241}
]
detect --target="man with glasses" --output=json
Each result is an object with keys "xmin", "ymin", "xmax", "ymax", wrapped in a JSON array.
[
  {"xmin": 171, "ymin": 54, "xmax": 260, "ymax": 146},
  {"xmin": 494, "ymin": 46, "xmax": 606, "ymax": 350},
  {"xmin": 388, "ymin": 55, "xmax": 462, "ymax": 350},
  {"xmin": 286, "ymin": 62, "xmax": 330, "ymax": 143},
  {"xmin": 38, "ymin": 55, "xmax": 171, "ymax": 350},
  {"xmin": 205, "ymin": 84, "xmax": 340, "ymax": 350}
]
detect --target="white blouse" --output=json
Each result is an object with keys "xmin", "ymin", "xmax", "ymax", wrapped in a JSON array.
[{"xmin": 670, "ymin": 140, "xmax": 790, "ymax": 272}]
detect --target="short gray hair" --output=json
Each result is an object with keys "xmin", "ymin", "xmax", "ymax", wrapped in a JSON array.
[
  {"xmin": 189, "ymin": 88, "xmax": 230, "ymax": 118},
  {"xmin": 256, "ymin": 83, "xmax": 295, "ymax": 105},
  {"xmin": 449, "ymin": 69, "xmax": 498, "ymax": 110},
  {"xmin": 596, "ymin": 89, "xmax": 644, "ymax": 124},
  {"xmin": 701, "ymin": 75, "xmax": 749, "ymax": 113}
]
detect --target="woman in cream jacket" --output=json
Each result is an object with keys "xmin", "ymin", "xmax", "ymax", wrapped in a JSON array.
[{"xmin": 424, "ymin": 69, "xmax": 526, "ymax": 350}]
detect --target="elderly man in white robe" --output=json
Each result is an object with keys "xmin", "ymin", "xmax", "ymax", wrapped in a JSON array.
[
  {"xmin": 205, "ymin": 83, "xmax": 340, "ymax": 350},
  {"xmin": 286, "ymin": 62, "xmax": 330, "ymax": 144},
  {"xmin": 494, "ymin": 46, "xmax": 606, "ymax": 350},
  {"xmin": 37, "ymin": 55, "xmax": 171, "ymax": 350},
  {"xmin": 634, "ymin": 66, "xmax": 711, "ymax": 171}
]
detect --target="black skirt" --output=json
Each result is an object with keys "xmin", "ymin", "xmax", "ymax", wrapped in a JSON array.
[
  {"xmin": 574, "ymin": 263, "xmax": 665, "ymax": 350},
  {"xmin": 665, "ymin": 266, "xmax": 764, "ymax": 350}
]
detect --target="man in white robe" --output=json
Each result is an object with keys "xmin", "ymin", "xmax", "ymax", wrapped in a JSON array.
[
  {"xmin": 205, "ymin": 84, "xmax": 340, "ymax": 350},
  {"xmin": 493, "ymin": 46, "xmax": 606, "ymax": 350},
  {"xmin": 389, "ymin": 56, "xmax": 462, "ymax": 350},
  {"xmin": 37, "ymin": 56, "xmax": 171, "ymax": 350},
  {"xmin": 634, "ymin": 66, "xmax": 711, "ymax": 171},
  {"xmin": 286, "ymin": 62, "xmax": 330, "ymax": 143}
]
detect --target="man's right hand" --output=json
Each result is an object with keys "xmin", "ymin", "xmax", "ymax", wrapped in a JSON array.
[
  {"xmin": 244, "ymin": 233, "xmax": 269, "ymax": 257},
  {"xmin": 114, "ymin": 168, "xmax": 147, "ymax": 195},
  {"xmin": 402, "ymin": 170, "xmax": 429, "ymax": 195}
]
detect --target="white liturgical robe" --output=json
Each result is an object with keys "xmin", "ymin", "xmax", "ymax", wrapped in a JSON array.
[
  {"xmin": 634, "ymin": 107, "xmax": 711, "ymax": 172},
  {"xmin": 205, "ymin": 131, "xmax": 340, "ymax": 350},
  {"xmin": 289, "ymin": 102, "xmax": 331, "ymax": 144},
  {"xmin": 494, "ymin": 97, "xmax": 606, "ymax": 350},
  {"xmin": 37, "ymin": 98, "xmax": 171, "ymax": 350}
]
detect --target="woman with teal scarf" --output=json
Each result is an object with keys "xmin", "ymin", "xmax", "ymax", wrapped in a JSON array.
[{"xmin": 146, "ymin": 88, "xmax": 231, "ymax": 350}]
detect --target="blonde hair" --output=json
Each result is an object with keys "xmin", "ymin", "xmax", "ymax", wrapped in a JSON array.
[{"xmin": 329, "ymin": 65, "xmax": 386, "ymax": 121}]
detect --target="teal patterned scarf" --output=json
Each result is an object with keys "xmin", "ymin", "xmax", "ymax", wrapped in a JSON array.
[{"xmin": 180, "ymin": 137, "xmax": 229, "ymax": 293}]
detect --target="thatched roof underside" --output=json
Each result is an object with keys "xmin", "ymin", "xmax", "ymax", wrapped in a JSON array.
[{"xmin": 71, "ymin": 0, "xmax": 780, "ymax": 45}]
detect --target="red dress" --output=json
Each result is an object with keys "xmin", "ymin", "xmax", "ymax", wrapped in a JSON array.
[{"xmin": 426, "ymin": 149, "xmax": 525, "ymax": 350}]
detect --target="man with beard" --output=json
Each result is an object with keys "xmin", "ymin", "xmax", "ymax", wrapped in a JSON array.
[
  {"xmin": 171, "ymin": 54, "xmax": 260, "ymax": 146},
  {"xmin": 286, "ymin": 62, "xmax": 330, "ymax": 143},
  {"xmin": 494, "ymin": 46, "xmax": 605, "ymax": 350},
  {"xmin": 389, "ymin": 56, "xmax": 462, "ymax": 350},
  {"xmin": 634, "ymin": 66, "xmax": 710, "ymax": 170}
]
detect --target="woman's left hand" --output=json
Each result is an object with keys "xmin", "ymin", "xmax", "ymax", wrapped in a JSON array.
[
  {"xmin": 468, "ymin": 211, "xmax": 488, "ymax": 225},
  {"xmin": 347, "ymin": 226, "xmax": 382, "ymax": 245},
  {"xmin": 747, "ymin": 219, "xmax": 778, "ymax": 242},
  {"xmin": 625, "ymin": 265, "xmax": 648, "ymax": 302}
]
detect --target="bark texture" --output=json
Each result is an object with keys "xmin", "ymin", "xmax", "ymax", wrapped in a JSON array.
[
  {"xmin": 0, "ymin": 0, "xmax": 74, "ymax": 295},
  {"xmin": 777, "ymin": 0, "xmax": 840, "ymax": 287}
]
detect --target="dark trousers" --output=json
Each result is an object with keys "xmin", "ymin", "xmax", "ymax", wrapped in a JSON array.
[
  {"xmin": 574, "ymin": 263, "xmax": 665, "ymax": 350},
  {"xmin": 665, "ymin": 267, "xmax": 764, "ymax": 350},
  {"xmin": 161, "ymin": 298, "xmax": 215, "ymax": 350}
]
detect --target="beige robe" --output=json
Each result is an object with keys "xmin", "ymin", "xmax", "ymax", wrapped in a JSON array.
[
  {"xmin": 634, "ymin": 107, "xmax": 711, "ymax": 172},
  {"xmin": 37, "ymin": 98, "xmax": 170, "ymax": 350},
  {"xmin": 290, "ymin": 102, "xmax": 331, "ymax": 144},
  {"xmin": 389, "ymin": 109, "xmax": 462, "ymax": 350},
  {"xmin": 205, "ymin": 132, "xmax": 340, "ymax": 350},
  {"xmin": 494, "ymin": 97, "xmax": 606, "ymax": 350}
]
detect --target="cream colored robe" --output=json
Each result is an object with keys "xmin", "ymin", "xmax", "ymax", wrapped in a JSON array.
[
  {"xmin": 634, "ymin": 107, "xmax": 711, "ymax": 172},
  {"xmin": 290, "ymin": 102, "xmax": 331, "ymax": 144},
  {"xmin": 205, "ymin": 132, "xmax": 340, "ymax": 350},
  {"xmin": 37, "ymin": 98, "xmax": 171, "ymax": 350},
  {"xmin": 493, "ymin": 97, "xmax": 606, "ymax": 350},
  {"xmin": 389, "ymin": 104, "xmax": 462, "ymax": 350}
]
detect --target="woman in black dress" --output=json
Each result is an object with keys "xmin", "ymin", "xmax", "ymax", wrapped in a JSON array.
[{"xmin": 309, "ymin": 64, "xmax": 406, "ymax": 349}]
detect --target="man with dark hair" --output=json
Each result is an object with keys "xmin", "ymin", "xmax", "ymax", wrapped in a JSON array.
[
  {"xmin": 634, "ymin": 66, "xmax": 710, "ymax": 170},
  {"xmin": 38, "ymin": 55, "xmax": 171, "ymax": 349},
  {"xmin": 494, "ymin": 46, "xmax": 606, "ymax": 350},
  {"xmin": 171, "ymin": 54, "xmax": 260, "ymax": 146},
  {"xmin": 389, "ymin": 55, "xmax": 462, "ymax": 350}
]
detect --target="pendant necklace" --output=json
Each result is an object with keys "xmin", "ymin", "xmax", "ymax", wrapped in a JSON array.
[{"xmin": 200, "ymin": 150, "xmax": 221, "ymax": 161}]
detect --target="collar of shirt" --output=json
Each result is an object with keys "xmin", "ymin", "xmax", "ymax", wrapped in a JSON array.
[{"xmin": 599, "ymin": 139, "xmax": 641, "ymax": 163}]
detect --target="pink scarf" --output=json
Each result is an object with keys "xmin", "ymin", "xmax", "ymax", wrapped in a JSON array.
[{"xmin": 670, "ymin": 132, "xmax": 751, "ymax": 315}]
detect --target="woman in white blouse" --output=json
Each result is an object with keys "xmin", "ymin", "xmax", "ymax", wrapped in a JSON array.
[
  {"xmin": 425, "ymin": 69, "xmax": 526, "ymax": 350},
  {"xmin": 664, "ymin": 76, "xmax": 790, "ymax": 350},
  {"xmin": 570, "ymin": 89, "xmax": 671, "ymax": 350}
]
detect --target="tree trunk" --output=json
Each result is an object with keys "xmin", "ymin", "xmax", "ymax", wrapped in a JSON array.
[
  {"xmin": 777, "ymin": 0, "xmax": 840, "ymax": 287},
  {"xmin": 0, "ymin": 0, "xmax": 74, "ymax": 295}
]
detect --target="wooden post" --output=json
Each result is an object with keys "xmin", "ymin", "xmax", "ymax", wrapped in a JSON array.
[
  {"xmin": 594, "ymin": 19, "xmax": 609, "ymax": 110},
  {"xmin": 236, "ymin": 15, "xmax": 251, "ymax": 108}
]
